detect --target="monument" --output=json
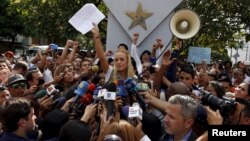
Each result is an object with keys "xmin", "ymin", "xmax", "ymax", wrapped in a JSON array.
[{"xmin": 103, "ymin": 0, "xmax": 183, "ymax": 56}]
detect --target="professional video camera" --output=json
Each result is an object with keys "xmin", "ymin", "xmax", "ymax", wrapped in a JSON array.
[{"xmin": 200, "ymin": 91, "xmax": 237, "ymax": 118}]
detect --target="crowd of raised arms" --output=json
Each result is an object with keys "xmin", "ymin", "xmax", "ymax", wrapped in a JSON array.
[{"xmin": 0, "ymin": 24, "xmax": 250, "ymax": 141}]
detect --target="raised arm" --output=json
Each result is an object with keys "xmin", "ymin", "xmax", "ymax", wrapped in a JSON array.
[
  {"xmin": 131, "ymin": 33, "xmax": 142, "ymax": 74},
  {"xmin": 91, "ymin": 24, "xmax": 109, "ymax": 73},
  {"xmin": 67, "ymin": 41, "xmax": 79, "ymax": 63},
  {"xmin": 57, "ymin": 40, "xmax": 72, "ymax": 64},
  {"xmin": 153, "ymin": 50, "xmax": 175, "ymax": 93}
]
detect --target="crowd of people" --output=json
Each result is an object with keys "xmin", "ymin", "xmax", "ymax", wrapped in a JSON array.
[{"xmin": 0, "ymin": 23, "xmax": 250, "ymax": 141}]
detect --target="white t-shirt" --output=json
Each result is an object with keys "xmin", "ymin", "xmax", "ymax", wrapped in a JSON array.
[
  {"xmin": 105, "ymin": 65, "xmax": 113, "ymax": 83},
  {"xmin": 43, "ymin": 68, "xmax": 53, "ymax": 83}
]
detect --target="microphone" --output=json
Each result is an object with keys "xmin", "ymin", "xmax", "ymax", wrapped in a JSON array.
[
  {"xmin": 88, "ymin": 83, "xmax": 96, "ymax": 93},
  {"xmin": 103, "ymin": 82, "xmax": 117, "ymax": 120},
  {"xmin": 80, "ymin": 93, "xmax": 93, "ymax": 105},
  {"xmin": 124, "ymin": 78, "xmax": 148, "ymax": 111},
  {"xmin": 72, "ymin": 93, "xmax": 93, "ymax": 113},
  {"xmin": 121, "ymin": 105, "xmax": 129, "ymax": 120},
  {"xmin": 116, "ymin": 80, "xmax": 127, "ymax": 108},
  {"xmin": 91, "ymin": 65, "xmax": 99, "ymax": 73},
  {"xmin": 116, "ymin": 80, "xmax": 127, "ymax": 98},
  {"xmin": 93, "ymin": 86, "xmax": 102, "ymax": 104},
  {"xmin": 128, "ymin": 103, "xmax": 143, "ymax": 120},
  {"xmin": 62, "ymin": 85, "xmax": 78, "ymax": 100},
  {"xmin": 69, "ymin": 81, "xmax": 89, "ymax": 111},
  {"xmin": 53, "ymin": 96, "xmax": 67, "ymax": 109},
  {"xmin": 46, "ymin": 85, "xmax": 59, "ymax": 96}
]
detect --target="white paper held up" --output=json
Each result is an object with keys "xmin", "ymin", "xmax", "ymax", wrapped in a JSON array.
[{"xmin": 69, "ymin": 3, "xmax": 105, "ymax": 34}]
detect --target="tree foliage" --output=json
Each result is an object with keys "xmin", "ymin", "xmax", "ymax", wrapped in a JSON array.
[
  {"xmin": 8, "ymin": 0, "xmax": 107, "ymax": 48},
  {"xmin": 180, "ymin": 0, "xmax": 250, "ymax": 59},
  {"xmin": 0, "ymin": 0, "xmax": 25, "ymax": 42},
  {"xmin": 2, "ymin": 0, "xmax": 250, "ymax": 54}
]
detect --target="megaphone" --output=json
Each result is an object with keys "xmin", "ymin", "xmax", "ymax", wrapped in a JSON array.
[{"xmin": 170, "ymin": 9, "xmax": 200, "ymax": 39}]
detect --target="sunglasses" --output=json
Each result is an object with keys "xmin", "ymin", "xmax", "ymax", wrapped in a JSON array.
[{"xmin": 11, "ymin": 83, "xmax": 27, "ymax": 89}]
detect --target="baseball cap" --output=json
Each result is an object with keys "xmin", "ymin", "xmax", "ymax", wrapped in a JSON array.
[
  {"xmin": 0, "ymin": 86, "xmax": 7, "ymax": 92},
  {"xmin": 6, "ymin": 74, "xmax": 27, "ymax": 87},
  {"xmin": 4, "ymin": 51, "xmax": 14, "ymax": 57}
]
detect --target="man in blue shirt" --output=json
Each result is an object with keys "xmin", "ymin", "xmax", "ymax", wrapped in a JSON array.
[{"xmin": 160, "ymin": 95, "xmax": 198, "ymax": 141}]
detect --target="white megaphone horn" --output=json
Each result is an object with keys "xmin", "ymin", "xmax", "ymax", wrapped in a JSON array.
[{"xmin": 170, "ymin": 9, "xmax": 201, "ymax": 39}]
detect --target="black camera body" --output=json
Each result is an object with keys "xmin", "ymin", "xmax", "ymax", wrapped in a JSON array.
[{"xmin": 201, "ymin": 91, "xmax": 237, "ymax": 118}]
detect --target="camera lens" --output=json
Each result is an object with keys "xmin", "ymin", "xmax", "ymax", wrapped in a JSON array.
[{"xmin": 201, "ymin": 92, "xmax": 237, "ymax": 118}]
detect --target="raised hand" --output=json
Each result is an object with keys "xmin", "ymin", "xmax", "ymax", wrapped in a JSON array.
[
  {"xmin": 133, "ymin": 33, "xmax": 139, "ymax": 45},
  {"xmin": 162, "ymin": 50, "xmax": 176, "ymax": 66},
  {"xmin": 73, "ymin": 41, "xmax": 79, "ymax": 49},
  {"xmin": 91, "ymin": 23, "xmax": 100, "ymax": 38},
  {"xmin": 66, "ymin": 40, "xmax": 73, "ymax": 48}
]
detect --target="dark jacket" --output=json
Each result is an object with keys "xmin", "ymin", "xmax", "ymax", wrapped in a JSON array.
[
  {"xmin": 160, "ymin": 131, "xmax": 197, "ymax": 141},
  {"xmin": 0, "ymin": 132, "xmax": 34, "ymax": 141}
]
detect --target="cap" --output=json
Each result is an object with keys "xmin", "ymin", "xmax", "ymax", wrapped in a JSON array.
[
  {"xmin": 50, "ymin": 43, "xmax": 58, "ymax": 50},
  {"xmin": 6, "ymin": 74, "xmax": 26, "ymax": 87},
  {"xmin": 4, "ymin": 51, "xmax": 14, "ymax": 57},
  {"xmin": 0, "ymin": 86, "xmax": 7, "ymax": 92}
]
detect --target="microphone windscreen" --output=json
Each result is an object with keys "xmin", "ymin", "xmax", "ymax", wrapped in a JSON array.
[
  {"xmin": 117, "ymin": 85, "xmax": 127, "ymax": 97},
  {"xmin": 124, "ymin": 78, "xmax": 137, "ymax": 90},
  {"xmin": 104, "ymin": 82, "xmax": 117, "ymax": 92},
  {"xmin": 118, "ymin": 79, "xmax": 124, "ymax": 86},
  {"xmin": 121, "ymin": 105, "xmax": 130, "ymax": 118},
  {"xmin": 74, "ymin": 81, "xmax": 89, "ymax": 96},
  {"xmin": 93, "ymin": 86, "xmax": 102, "ymax": 96},
  {"xmin": 81, "ymin": 93, "xmax": 93, "ymax": 105},
  {"xmin": 62, "ymin": 86, "xmax": 77, "ymax": 100},
  {"xmin": 92, "ymin": 65, "xmax": 99, "ymax": 73},
  {"xmin": 88, "ymin": 83, "xmax": 96, "ymax": 93},
  {"xmin": 34, "ymin": 90, "xmax": 47, "ymax": 99},
  {"xmin": 54, "ymin": 96, "xmax": 67, "ymax": 109}
]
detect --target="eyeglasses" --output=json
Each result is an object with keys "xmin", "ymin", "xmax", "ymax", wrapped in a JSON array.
[{"xmin": 11, "ymin": 83, "xmax": 27, "ymax": 89}]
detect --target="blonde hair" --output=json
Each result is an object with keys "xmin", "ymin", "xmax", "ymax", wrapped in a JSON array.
[
  {"xmin": 53, "ymin": 63, "xmax": 73, "ymax": 78},
  {"xmin": 113, "ymin": 48, "xmax": 135, "ymax": 82},
  {"xmin": 97, "ymin": 120, "xmax": 140, "ymax": 141}
]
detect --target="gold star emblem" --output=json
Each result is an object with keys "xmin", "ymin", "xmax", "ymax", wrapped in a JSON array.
[{"xmin": 126, "ymin": 3, "xmax": 153, "ymax": 30}]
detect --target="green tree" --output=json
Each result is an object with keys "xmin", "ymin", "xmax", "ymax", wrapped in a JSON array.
[
  {"xmin": 0, "ymin": 0, "xmax": 25, "ymax": 47},
  {"xmin": 5, "ymin": 0, "xmax": 250, "ymax": 54},
  {"xmin": 9, "ymin": 0, "xmax": 107, "ymax": 49},
  {"xmin": 179, "ymin": 0, "xmax": 250, "ymax": 60}
]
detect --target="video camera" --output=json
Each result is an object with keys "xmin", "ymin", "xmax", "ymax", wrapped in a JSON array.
[{"xmin": 201, "ymin": 91, "xmax": 237, "ymax": 118}]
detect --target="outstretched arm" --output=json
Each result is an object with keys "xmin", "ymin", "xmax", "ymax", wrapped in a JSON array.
[
  {"xmin": 91, "ymin": 24, "xmax": 109, "ymax": 73},
  {"xmin": 131, "ymin": 33, "xmax": 142, "ymax": 74}
]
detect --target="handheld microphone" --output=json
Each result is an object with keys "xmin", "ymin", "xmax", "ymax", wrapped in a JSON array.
[
  {"xmin": 103, "ymin": 82, "xmax": 117, "ymax": 120},
  {"xmin": 91, "ymin": 65, "xmax": 99, "ymax": 73},
  {"xmin": 73, "ymin": 93, "xmax": 93, "ymax": 113},
  {"xmin": 116, "ymin": 80, "xmax": 127, "ymax": 98},
  {"xmin": 46, "ymin": 85, "xmax": 59, "ymax": 96},
  {"xmin": 124, "ymin": 78, "xmax": 148, "ymax": 110},
  {"xmin": 88, "ymin": 83, "xmax": 96, "ymax": 93},
  {"xmin": 93, "ymin": 86, "xmax": 102, "ymax": 104},
  {"xmin": 116, "ymin": 80, "xmax": 127, "ymax": 109},
  {"xmin": 69, "ymin": 81, "xmax": 89, "ymax": 111},
  {"xmin": 128, "ymin": 103, "xmax": 143, "ymax": 120}
]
